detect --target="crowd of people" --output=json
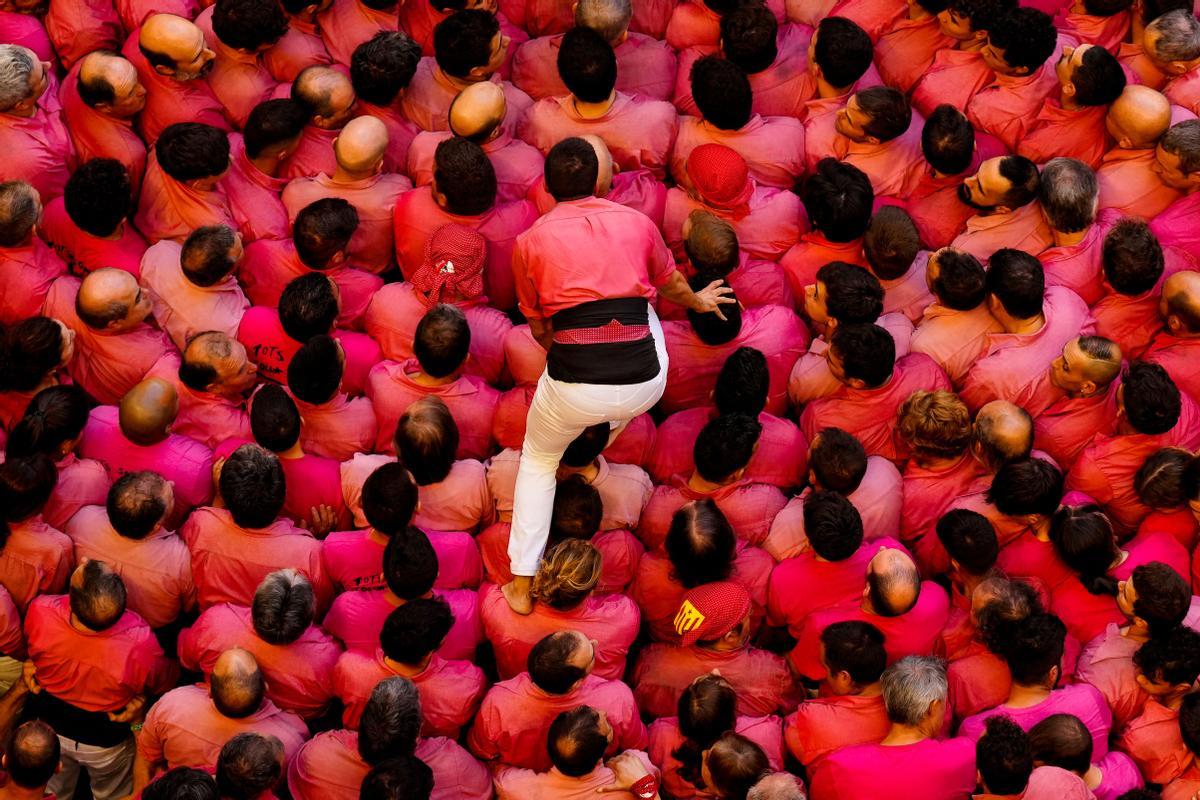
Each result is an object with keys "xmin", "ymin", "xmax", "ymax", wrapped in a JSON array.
[{"xmin": 6, "ymin": 0, "xmax": 1200, "ymax": 797}]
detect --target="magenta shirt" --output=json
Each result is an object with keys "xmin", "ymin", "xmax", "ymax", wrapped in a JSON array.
[
  {"xmin": 960, "ymin": 683, "xmax": 1113, "ymax": 757},
  {"xmin": 809, "ymin": 737, "xmax": 976, "ymax": 800}
]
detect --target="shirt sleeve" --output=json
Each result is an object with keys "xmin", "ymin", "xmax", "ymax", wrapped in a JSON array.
[
  {"xmin": 646, "ymin": 224, "xmax": 677, "ymax": 289},
  {"xmin": 136, "ymin": 702, "xmax": 168, "ymax": 763},
  {"xmin": 466, "ymin": 698, "xmax": 502, "ymax": 761}
]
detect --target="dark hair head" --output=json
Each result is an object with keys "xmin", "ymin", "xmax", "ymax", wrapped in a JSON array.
[
  {"xmin": 5, "ymin": 721, "xmax": 59, "ymax": 791},
  {"xmin": 545, "ymin": 136, "xmax": 599, "ymax": 201},
  {"xmin": 287, "ymin": 334, "xmax": 343, "ymax": 405},
  {"xmin": 896, "ymin": 389, "xmax": 973, "ymax": 462},
  {"xmin": 922, "ymin": 105, "xmax": 975, "ymax": 176},
  {"xmin": 243, "ymin": 98, "xmax": 307, "ymax": 160},
  {"xmin": 986, "ymin": 248, "xmax": 1045, "ymax": 319},
  {"xmin": 212, "ymin": 0, "xmax": 288, "ymax": 50},
  {"xmin": 557, "ymin": 27, "xmax": 616, "ymax": 102},
  {"xmin": 1, "ymin": 317, "xmax": 66, "ymax": 394},
  {"xmin": 693, "ymin": 412, "xmax": 761, "ymax": 483},
  {"xmin": 821, "ymin": 620, "xmax": 887, "ymax": 686},
  {"xmin": 414, "ymin": 304, "xmax": 470, "ymax": 378},
  {"xmin": 181, "ymin": 225, "xmax": 238, "ymax": 287},
  {"xmin": 713, "ymin": 347, "xmax": 769, "ymax": 416},
  {"xmin": 665, "ymin": 499, "xmax": 736, "ymax": 588},
  {"xmin": 686, "ymin": 273, "xmax": 742, "ymax": 345},
  {"xmin": 359, "ymin": 678, "xmax": 422, "ymax": 763},
  {"xmin": 994, "ymin": 155, "xmax": 1041, "ymax": 208},
  {"xmin": 691, "ymin": 56, "xmax": 752, "ymax": 131},
  {"xmin": 1135, "ymin": 626, "xmax": 1200, "ymax": 687},
  {"xmin": 809, "ymin": 427, "xmax": 868, "ymax": 493},
  {"xmin": 1123, "ymin": 361, "xmax": 1182, "ymax": 435},
  {"xmin": 394, "ymin": 398, "xmax": 459, "ymax": 485},
  {"xmin": 1004, "ymin": 611, "xmax": 1067, "ymax": 685},
  {"xmin": 803, "ymin": 159, "xmax": 874, "ymax": 243},
  {"xmin": 720, "ymin": 5, "xmax": 778, "ymax": 73},
  {"xmin": 1070, "ymin": 44, "xmax": 1127, "ymax": 106},
  {"xmin": 64, "ymin": 158, "xmax": 132, "ymax": 237},
  {"xmin": 433, "ymin": 9, "xmax": 501, "ymax": 78},
  {"xmin": 383, "ymin": 527, "xmax": 439, "ymax": 600},
  {"xmin": 683, "ymin": 212, "xmax": 739, "ymax": 275},
  {"xmin": 817, "ymin": 261, "xmax": 884, "ymax": 324},
  {"xmin": 219, "ymin": 444, "xmax": 286, "ymax": 528},
  {"xmin": 863, "ymin": 206, "xmax": 921, "ymax": 281},
  {"xmin": 381, "ymin": 596, "xmax": 453, "ymax": 665},
  {"xmin": 804, "ymin": 490, "xmax": 864, "ymax": 562},
  {"xmin": 987, "ymin": 7, "xmax": 1057, "ymax": 72},
  {"xmin": 929, "ymin": 248, "xmax": 987, "ymax": 310},
  {"xmin": 249, "ymin": 383, "xmax": 301, "ymax": 452},
  {"xmin": 977, "ymin": 716, "xmax": 1033, "ymax": 795},
  {"xmin": 673, "ymin": 674, "xmax": 736, "ymax": 788},
  {"xmin": 106, "ymin": 470, "xmax": 170, "ymax": 540},
  {"xmin": 156, "ymin": 123, "xmax": 231, "ymax": 182},
  {"xmin": 549, "ymin": 476, "xmax": 602, "ymax": 544},
  {"xmin": 351, "ymin": 32, "xmax": 422, "ymax": 106},
  {"xmin": 294, "ymin": 198, "xmax": 358, "ymax": 269},
  {"xmin": 359, "ymin": 757, "xmax": 434, "ymax": 800},
  {"xmin": 829, "ymin": 323, "xmax": 895, "ymax": 388},
  {"xmin": 140, "ymin": 768, "xmax": 219, "ymax": 800},
  {"xmin": 1130, "ymin": 562, "xmax": 1192, "ymax": 635},
  {"xmin": 0, "ymin": 453, "xmax": 57, "ymax": 523},
  {"xmin": 1103, "ymin": 218, "xmax": 1164, "ymax": 297},
  {"xmin": 548, "ymin": 706, "xmax": 609, "ymax": 777},
  {"xmin": 70, "ymin": 559, "xmax": 127, "ymax": 631},
  {"xmin": 433, "ymin": 137, "xmax": 496, "ymax": 215},
  {"xmin": 528, "ymin": 631, "xmax": 589, "ymax": 694},
  {"xmin": 986, "ymin": 457, "xmax": 1064, "ymax": 518},
  {"xmin": 855, "ymin": 87, "xmax": 912, "ymax": 142},
  {"xmin": 1050, "ymin": 504, "xmax": 1120, "ymax": 597},
  {"xmin": 561, "ymin": 422, "xmax": 609, "ymax": 468},
  {"xmin": 216, "ymin": 733, "xmax": 283, "ymax": 800},
  {"xmin": 976, "ymin": 578, "xmax": 1042, "ymax": 657},
  {"xmin": 1027, "ymin": 714, "xmax": 1093, "ymax": 776},
  {"xmin": 704, "ymin": 733, "xmax": 770, "ymax": 800},
  {"xmin": 814, "ymin": 17, "xmax": 873, "ymax": 88},
  {"xmin": 6, "ymin": 384, "xmax": 89, "ymax": 459},
  {"xmin": 363, "ymin": 462, "xmax": 419, "ymax": 535},
  {"xmin": 937, "ymin": 509, "xmax": 999, "ymax": 575},
  {"xmin": 279, "ymin": 273, "xmax": 338, "ymax": 342},
  {"xmin": 252, "ymin": 569, "xmax": 315, "ymax": 645}
]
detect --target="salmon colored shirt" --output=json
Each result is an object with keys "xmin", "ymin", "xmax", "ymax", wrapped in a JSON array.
[
  {"xmin": 911, "ymin": 48, "xmax": 995, "ymax": 118},
  {"xmin": 788, "ymin": 313, "xmax": 913, "ymax": 405},
  {"xmin": 875, "ymin": 14, "xmax": 952, "ymax": 92},
  {"xmin": 478, "ymin": 523, "xmax": 642, "ymax": 594},
  {"xmin": 123, "ymin": 29, "xmax": 231, "ymax": 144},
  {"xmin": 778, "ymin": 234, "xmax": 866, "ymax": 300},
  {"xmin": 262, "ymin": 18, "xmax": 331, "ymax": 82},
  {"xmin": 672, "ymin": 114, "xmax": 805, "ymax": 190},
  {"xmin": 44, "ymin": 0, "xmax": 120, "ymax": 67},
  {"xmin": 1076, "ymin": 624, "xmax": 1152, "ymax": 733},
  {"xmin": 59, "ymin": 66, "xmax": 146, "ymax": 195},
  {"xmin": 784, "ymin": 693, "xmax": 889, "ymax": 771},
  {"xmin": 0, "ymin": 517, "xmax": 72, "ymax": 614},
  {"xmin": 408, "ymin": 126, "xmax": 543, "ymax": 204},
  {"xmin": 808, "ymin": 737, "xmax": 976, "ymax": 800},
  {"xmin": 1164, "ymin": 67, "xmax": 1200, "ymax": 116},
  {"xmin": 140, "ymin": 240, "xmax": 248, "ymax": 350},
  {"xmin": 1119, "ymin": 698, "xmax": 1192, "ymax": 784},
  {"xmin": 40, "ymin": 197, "xmax": 148, "ymax": 279},
  {"xmin": 1146, "ymin": 331, "xmax": 1200, "ymax": 406},
  {"xmin": 237, "ymin": 307, "xmax": 381, "ymax": 396},
  {"xmin": 1098, "ymin": 147, "xmax": 1186, "ymax": 219},
  {"xmin": 64, "ymin": 505, "xmax": 195, "ymax": 630},
  {"xmin": 317, "ymin": 0, "xmax": 397, "ymax": 66},
  {"xmin": 636, "ymin": 474, "xmax": 787, "ymax": 551},
  {"xmin": 136, "ymin": 152, "xmax": 235, "ymax": 245},
  {"xmin": 904, "ymin": 142, "xmax": 1005, "ymax": 251},
  {"xmin": 967, "ymin": 53, "xmax": 1064, "ymax": 152},
  {"xmin": 278, "ymin": 124, "xmax": 338, "ymax": 181},
  {"xmin": 282, "ymin": 171, "xmax": 412, "ymax": 271},
  {"xmin": 1034, "ymin": 384, "xmax": 1119, "ymax": 471},
  {"xmin": 649, "ymin": 715, "xmax": 784, "ymax": 800},
  {"xmin": 664, "ymin": 0, "xmax": 785, "ymax": 50},
  {"xmin": 115, "ymin": 0, "xmax": 196, "ymax": 34},
  {"xmin": 662, "ymin": 181, "xmax": 807, "ymax": 263},
  {"xmin": 194, "ymin": 7, "xmax": 277, "ymax": 129},
  {"xmin": 0, "ymin": 237, "xmax": 66, "ymax": 325},
  {"xmin": 1164, "ymin": 764, "xmax": 1200, "ymax": 800},
  {"xmin": 952, "ymin": 201, "xmax": 1055, "ymax": 262},
  {"xmin": 322, "ymin": 587, "xmax": 482, "ymax": 660},
  {"xmin": 399, "ymin": 58, "xmax": 533, "ymax": 133},
  {"xmin": 804, "ymin": 111, "xmax": 925, "ymax": 198},
  {"xmin": 512, "ymin": 31, "xmax": 676, "ymax": 101},
  {"xmin": 911, "ymin": 303, "xmax": 1005, "ymax": 387},
  {"xmin": 900, "ymin": 454, "xmax": 985, "ymax": 575},
  {"xmin": 633, "ymin": 642, "xmax": 801, "ymax": 718},
  {"xmin": 353, "ymin": 99, "xmax": 419, "ymax": 175},
  {"xmin": 340, "ymin": 454, "xmax": 493, "ymax": 533},
  {"xmin": 222, "ymin": 134, "xmax": 290, "ymax": 243},
  {"xmin": 647, "ymin": 408, "xmax": 806, "ymax": 489},
  {"xmin": 0, "ymin": 96, "xmax": 75, "ymax": 202},
  {"xmin": 145, "ymin": 353, "xmax": 252, "ymax": 449},
  {"xmin": 494, "ymin": 750, "xmax": 660, "ymax": 800},
  {"xmin": 489, "ymin": 448, "xmax": 652, "ymax": 529},
  {"xmin": 1019, "ymin": 100, "xmax": 1110, "ymax": 169},
  {"xmin": 1038, "ymin": 209, "xmax": 1121, "ymax": 306},
  {"xmin": 1092, "ymin": 247, "xmax": 1195, "ymax": 360},
  {"xmin": 41, "ymin": 453, "xmax": 109, "ymax": 532}
]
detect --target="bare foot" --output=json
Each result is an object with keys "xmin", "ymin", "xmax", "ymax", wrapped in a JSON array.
[{"xmin": 502, "ymin": 578, "xmax": 534, "ymax": 615}]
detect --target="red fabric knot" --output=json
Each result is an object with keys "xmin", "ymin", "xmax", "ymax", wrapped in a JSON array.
[{"xmin": 411, "ymin": 223, "xmax": 488, "ymax": 307}]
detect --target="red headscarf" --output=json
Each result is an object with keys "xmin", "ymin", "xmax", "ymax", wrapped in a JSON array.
[
  {"xmin": 411, "ymin": 223, "xmax": 488, "ymax": 307},
  {"xmin": 687, "ymin": 144, "xmax": 754, "ymax": 220}
]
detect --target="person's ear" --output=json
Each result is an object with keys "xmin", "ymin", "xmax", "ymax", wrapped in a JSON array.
[
  {"xmin": 1167, "ymin": 314, "xmax": 1183, "ymax": 335},
  {"xmin": 994, "ymin": 204, "xmax": 1012, "ymax": 215},
  {"xmin": 1135, "ymin": 673, "xmax": 1153, "ymax": 692},
  {"xmin": 153, "ymin": 64, "xmax": 176, "ymax": 77},
  {"xmin": 865, "ymin": 135, "xmax": 881, "ymax": 146},
  {"xmin": 1062, "ymin": 80, "xmax": 1076, "ymax": 100},
  {"xmin": 1118, "ymin": 134, "xmax": 1134, "ymax": 149},
  {"xmin": 847, "ymin": 377, "xmax": 867, "ymax": 390},
  {"xmin": 1168, "ymin": 60, "xmax": 1190, "ymax": 76},
  {"xmin": 1081, "ymin": 379, "xmax": 1097, "ymax": 397}
]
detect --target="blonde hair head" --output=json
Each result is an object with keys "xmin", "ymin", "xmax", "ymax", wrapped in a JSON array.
[{"xmin": 531, "ymin": 538, "xmax": 602, "ymax": 610}]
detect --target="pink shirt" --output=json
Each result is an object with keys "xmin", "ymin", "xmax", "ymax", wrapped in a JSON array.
[
  {"xmin": 468, "ymin": 672, "xmax": 647, "ymax": 770},
  {"xmin": 997, "ymin": 531, "xmax": 1074, "ymax": 594},
  {"xmin": 322, "ymin": 587, "xmax": 482, "ymax": 660},
  {"xmin": 1165, "ymin": 68, "xmax": 1200, "ymax": 116},
  {"xmin": 1119, "ymin": 698, "xmax": 1192, "ymax": 784},
  {"xmin": 42, "ymin": 454, "xmax": 110, "ymax": 531},
  {"xmin": 519, "ymin": 92, "xmax": 678, "ymax": 180},
  {"xmin": 799, "ymin": 353, "xmax": 952, "ymax": 463},
  {"xmin": 637, "ymin": 475, "xmax": 787, "ymax": 551},
  {"xmin": 1098, "ymin": 147, "xmax": 1185, "ymax": 219},
  {"xmin": 788, "ymin": 313, "xmax": 914, "ymax": 405},
  {"xmin": 1076, "ymin": 625, "xmax": 1150, "ymax": 732},
  {"xmin": 804, "ymin": 111, "xmax": 925, "ymax": 199},
  {"xmin": 277, "ymin": 450, "xmax": 352, "ymax": 531},
  {"xmin": 145, "ymin": 353, "xmax": 252, "ymax": 449},
  {"xmin": 64, "ymin": 505, "xmax": 194, "ymax": 630},
  {"xmin": 1034, "ymin": 385, "xmax": 1119, "ymax": 471},
  {"xmin": 513, "ymin": 31, "xmax": 676, "ymax": 101},
  {"xmin": 44, "ymin": 0, "xmax": 117, "ymax": 66},
  {"xmin": 239, "ymin": 237, "xmax": 382, "ymax": 329},
  {"xmin": 394, "ymin": 186, "xmax": 538, "ymax": 312},
  {"xmin": 115, "ymin": 0, "xmax": 196, "ymax": 34},
  {"xmin": 222, "ymin": 134, "xmax": 290, "ymax": 243},
  {"xmin": 785, "ymin": 693, "xmax": 890, "ymax": 772},
  {"xmin": 138, "ymin": 684, "xmax": 309, "ymax": 771},
  {"xmin": 900, "ymin": 454, "xmax": 984, "ymax": 576},
  {"xmin": 44, "ymin": 277, "xmax": 174, "ymax": 405},
  {"xmin": 1151, "ymin": 187, "xmax": 1200, "ymax": 263},
  {"xmin": 323, "ymin": 527, "xmax": 483, "ymax": 592},
  {"xmin": 649, "ymin": 715, "xmax": 783, "ymax": 800},
  {"xmin": 662, "ymin": 181, "xmax": 806, "ymax": 263},
  {"xmin": 0, "ymin": 237, "xmax": 66, "ymax": 325},
  {"xmin": 140, "ymin": 240, "xmax": 248, "ymax": 350},
  {"xmin": 1038, "ymin": 209, "xmax": 1120, "ymax": 306},
  {"xmin": 664, "ymin": 0, "xmax": 785, "ymax": 50},
  {"xmin": 1019, "ymin": 100, "xmax": 1110, "ymax": 170},
  {"xmin": 633, "ymin": 643, "xmax": 800, "ymax": 719},
  {"xmin": 1146, "ymin": 331, "xmax": 1200, "ymax": 405},
  {"xmin": 353, "ymin": 100, "xmax": 419, "ymax": 173},
  {"xmin": 333, "ymin": 650, "xmax": 486, "ymax": 737},
  {"xmin": 911, "ymin": 303, "xmax": 1005, "ymax": 387},
  {"xmin": 647, "ymin": 408, "xmax": 806, "ymax": 489},
  {"xmin": 40, "ymin": 197, "xmax": 147, "ymax": 279},
  {"xmin": 958, "ymin": 286, "xmax": 1092, "ymax": 413},
  {"xmin": 960, "ymin": 683, "xmax": 1113, "ymax": 756},
  {"xmin": 0, "ymin": 98, "xmax": 74, "ymax": 202},
  {"xmin": 0, "ymin": 586, "xmax": 24, "ymax": 659},
  {"xmin": 399, "ymin": 58, "xmax": 533, "ymax": 133},
  {"xmin": 289, "ymin": 730, "xmax": 490, "ymax": 800},
  {"xmin": 951, "ymin": 201, "xmax": 1055, "ymax": 262},
  {"xmin": 527, "ymin": 167, "xmax": 667, "ymax": 226},
  {"xmin": 779, "ymin": 234, "xmax": 866, "ymax": 299},
  {"xmin": 136, "ymin": 151, "xmax": 234, "ymax": 244},
  {"xmin": 808, "ymin": 737, "xmax": 976, "ymax": 800},
  {"xmin": 237, "ymin": 306, "xmax": 381, "ymax": 395},
  {"xmin": 478, "ymin": 523, "xmax": 643, "ymax": 594},
  {"xmin": 0, "ymin": 517, "xmax": 72, "ymax": 614},
  {"xmin": 278, "ymin": 125, "xmax": 338, "ymax": 181},
  {"xmin": 0, "ymin": 11, "xmax": 55, "ymax": 64},
  {"xmin": 317, "ymin": 0, "xmax": 397, "ymax": 66},
  {"xmin": 1092, "ymin": 246, "xmax": 1195, "ymax": 360},
  {"xmin": 408, "ymin": 126, "xmax": 542, "ymax": 205},
  {"xmin": 193, "ymin": 7, "xmax": 277, "ymax": 129},
  {"xmin": 262, "ymin": 18, "xmax": 331, "ymax": 82},
  {"xmin": 661, "ymin": 304, "xmax": 807, "ymax": 416},
  {"xmin": 489, "ymin": 450, "xmax": 651, "ymax": 529},
  {"xmin": 341, "ymin": 454, "xmax": 493, "ymax": 533},
  {"xmin": 968, "ymin": 55, "xmax": 1064, "ymax": 152},
  {"xmin": 282, "ymin": 172, "xmax": 412, "ymax": 270},
  {"xmin": 181, "ymin": 506, "xmax": 331, "ymax": 612},
  {"xmin": 123, "ymin": 30, "xmax": 231, "ymax": 145},
  {"xmin": 178, "ymin": 603, "xmax": 341, "ymax": 719},
  {"xmin": 494, "ymin": 750, "xmax": 660, "ymax": 800},
  {"xmin": 25, "ymin": 594, "xmax": 175, "ymax": 713},
  {"xmin": 59, "ymin": 68, "xmax": 146, "ymax": 195},
  {"xmin": 764, "ymin": 459, "xmax": 904, "ymax": 560},
  {"xmin": 911, "ymin": 48, "xmax": 995, "ymax": 119},
  {"xmin": 879, "ymin": 251, "xmax": 936, "ymax": 323},
  {"xmin": 672, "ymin": 114, "xmax": 805, "ymax": 190},
  {"xmin": 904, "ymin": 149, "xmax": 1000, "ymax": 252},
  {"xmin": 875, "ymin": 14, "xmax": 952, "ymax": 93}
]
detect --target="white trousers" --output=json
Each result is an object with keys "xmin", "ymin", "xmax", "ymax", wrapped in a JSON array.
[
  {"xmin": 47, "ymin": 735, "xmax": 134, "ymax": 800},
  {"xmin": 508, "ymin": 308, "xmax": 668, "ymax": 576}
]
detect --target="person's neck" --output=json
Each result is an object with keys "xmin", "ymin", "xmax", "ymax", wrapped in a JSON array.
[
  {"xmin": 1083, "ymin": 764, "xmax": 1103, "ymax": 790},
  {"xmin": 1162, "ymin": 689, "xmax": 1190, "ymax": 711},
  {"xmin": 1060, "ymin": 88, "xmax": 1082, "ymax": 112},
  {"xmin": 333, "ymin": 165, "xmax": 374, "ymax": 183},
  {"xmin": 1005, "ymin": 680, "xmax": 1052, "ymax": 708},
  {"xmin": 572, "ymin": 91, "xmax": 616, "ymax": 118},
  {"xmin": 557, "ymin": 460, "xmax": 600, "ymax": 483},
  {"xmin": 958, "ymin": 37, "xmax": 985, "ymax": 52},
  {"xmin": 815, "ymin": 76, "xmax": 852, "ymax": 100},
  {"xmin": 1002, "ymin": 313, "xmax": 1046, "ymax": 336},
  {"xmin": 383, "ymin": 588, "xmax": 404, "ymax": 606},
  {"xmin": 383, "ymin": 653, "xmax": 432, "ymax": 677},
  {"xmin": 1120, "ymin": 621, "xmax": 1152, "ymax": 643},
  {"xmin": 277, "ymin": 441, "xmax": 306, "ymax": 460},
  {"xmin": 367, "ymin": 528, "xmax": 390, "ymax": 546},
  {"xmin": 914, "ymin": 452, "xmax": 963, "ymax": 470},
  {"xmin": 687, "ymin": 471, "xmax": 728, "ymax": 493},
  {"xmin": 908, "ymin": 4, "xmax": 931, "ymax": 21},
  {"xmin": 3, "ymin": 103, "xmax": 37, "ymax": 120},
  {"xmin": 855, "ymin": 680, "xmax": 883, "ymax": 698},
  {"xmin": 437, "ymin": 67, "xmax": 482, "ymax": 91},
  {"xmin": 409, "ymin": 367, "xmax": 456, "ymax": 387},
  {"xmin": 1052, "ymin": 224, "xmax": 1089, "ymax": 248},
  {"xmin": 248, "ymin": 151, "xmax": 283, "ymax": 177},
  {"xmin": 879, "ymin": 722, "xmax": 928, "ymax": 746},
  {"xmin": 0, "ymin": 783, "xmax": 52, "ymax": 799}
]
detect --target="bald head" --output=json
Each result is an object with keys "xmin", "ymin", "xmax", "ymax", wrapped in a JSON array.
[
  {"xmin": 334, "ymin": 116, "xmax": 388, "ymax": 175},
  {"xmin": 448, "ymin": 81, "xmax": 506, "ymax": 142},
  {"xmin": 866, "ymin": 547, "xmax": 921, "ymax": 617},
  {"xmin": 77, "ymin": 268, "xmax": 151, "ymax": 332},
  {"xmin": 1163, "ymin": 270, "xmax": 1200, "ymax": 334},
  {"xmin": 77, "ymin": 51, "xmax": 146, "ymax": 118},
  {"xmin": 580, "ymin": 134, "xmax": 614, "ymax": 197},
  {"xmin": 139, "ymin": 14, "xmax": 215, "ymax": 81},
  {"xmin": 575, "ymin": 0, "xmax": 632, "ymax": 43},
  {"xmin": 119, "ymin": 378, "xmax": 179, "ymax": 446},
  {"xmin": 1106, "ymin": 85, "xmax": 1173, "ymax": 149},
  {"xmin": 973, "ymin": 400, "xmax": 1034, "ymax": 471},
  {"xmin": 292, "ymin": 66, "xmax": 356, "ymax": 128},
  {"xmin": 212, "ymin": 649, "xmax": 266, "ymax": 719}
]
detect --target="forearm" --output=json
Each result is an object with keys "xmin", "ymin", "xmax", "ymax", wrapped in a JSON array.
[
  {"xmin": 656, "ymin": 270, "xmax": 699, "ymax": 311},
  {"xmin": 131, "ymin": 752, "xmax": 155, "ymax": 797}
]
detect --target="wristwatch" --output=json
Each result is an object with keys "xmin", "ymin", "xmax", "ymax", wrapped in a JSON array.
[{"xmin": 631, "ymin": 774, "xmax": 658, "ymax": 800}]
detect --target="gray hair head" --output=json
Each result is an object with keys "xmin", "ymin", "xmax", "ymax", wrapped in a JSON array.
[
  {"xmin": 0, "ymin": 181, "xmax": 39, "ymax": 247},
  {"xmin": 251, "ymin": 569, "xmax": 315, "ymax": 646},
  {"xmin": 0, "ymin": 45, "xmax": 35, "ymax": 112},
  {"xmin": 575, "ymin": 0, "xmax": 632, "ymax": 43},
  {"xmin": 360, "ymin": 677, "xmax": 422, "ymax": 765},
  {"xmin": 881, "ymin": 655, "xmax": 947, "ymax": 726},
  {"xmin": 1163, "ymin": 119, "xmax": 1200, "ymax": 175},
  {"xmin": 747, "ymin": 772, "xmax": 808, "ymax": 800},
  {"xmin": 1038, "ymin": 157, "xmax": 1098, "ymax": 233},
  {"xmin": 1148, "ymin": 9, "xmax": 1200, "ymax": 62}
]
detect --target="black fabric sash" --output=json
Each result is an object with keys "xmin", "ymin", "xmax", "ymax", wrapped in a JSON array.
[{"xmin": 547, "ymin": 298, "xmax": 660, "ymax": 385}]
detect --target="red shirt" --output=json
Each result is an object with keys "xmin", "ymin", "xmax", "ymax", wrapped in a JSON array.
[
  {"xmin": 1119, "ymin": 698, "xmax": 1192, "ymax": 784},
  {"xmin": 512, "ymin": 31, "xmax": 676, "ymax": 102},
  {"xmin": 42, "ymin": 453, "xmax": 110, "ymax": 531},
  {"xmin": 875, "ymin": 14, "xmax": 952, "ymax": 92},
  {"xmin": 317, "ymin": 0, "xmax": 396, "ymax": 65},
  {"xmin": 45, "ymin": 0, "xmax": 120, "ymax": 67},
  {"xmin": 1034, "ymin": 385, "xmax": 1120, "ymax": 472},
  {"xmin": 1019, "ymin": 99, "xmax": 1111, "ymax": 170},
  {"xmin": 0, "ymin": 517, "xmax": 73, "ymax": 614},
  {"xmin": 637, "ymin": 475, "xmax": 788, "ymax": 552},
  {"xmin": 633, "ymin": 643, "xmax": 800, "ymax": 719},
  {"xmin": 671, "ymin": 114, "xmax": 805, "ymax": 191},
  {"xmin": 900, "ymin": 454, "xmax": 985, "ymax": 576},
  {"xmin": 178, "ymin": 603, "xmax": 342, "ymax": 720},
  {"xmin": 478, "ymin": 523, "xmax": 643, "ymax": 595},
  {"xmin": 0, "ymin": 238, "xmax": 66, "ymax": 326},
  {"xmin": 662, "ymin": 181, "xmax": 806, "ymax": 263},
  {"xmin": 59, "ymin": 63, "xmax": 146, "ymax": 186},
  {"xmin": 0, "ymin": 95, "xmax": 75, "ymax": 202},
  {"xmin": 784, "ymin": 693, "xmax": 889, "ymax": 771},
  {"xmin": 40, "ymin": 196, "xmax": 147, "ymax": 278},
  {"xmin": 25, "ymin": 594, "xmax": 176, "ymax": 713},
  {"xmin": 911, "ymin": 48, "xmax": 995, "ymax": 118},
  {"xmin": 282, "ymin": 171, "xmax": 412, "ymax": 271},
  {"xmin": 222, "ymin": 134, "xmax": 290, "ymax": 243},
  {"xmin": 778, "ymin": 233, "xmax": 867, "ymax": 300},
  {"xmin": 237, "ymin": 306, "xmax": 381, "ymax": 395},
  {"xmin": 649, "ymin": 715, "xmax": 783, "ymax": 799},
  {"xmin": 647, "ymin": 408, "xmax": 806, "ymax": 489},
  {"xmin": 135, "ymin": 151, "xmax": 235, "ymax": 244}
]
